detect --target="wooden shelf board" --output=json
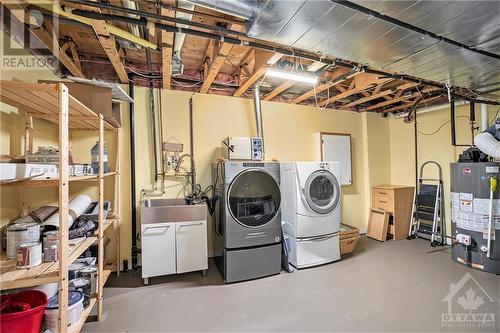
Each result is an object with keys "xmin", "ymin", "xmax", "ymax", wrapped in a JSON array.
[
  {"xmin": 0, "ymin": 81, "xmax": 116, "ymax": 130},
  {"xmin": 68, "ymin": 297, "xmax": 97, "ymax": 333},
  {"xmin": 102, "ymin": 268, "xmax": 112, "ymax": 287},
  {"xmin": 0, "ymin": 236, "xmax": 97, "ymax": 291},
  {"xmin": 1, "ymin": 172, "xmax": 117, "ymax": 187}
]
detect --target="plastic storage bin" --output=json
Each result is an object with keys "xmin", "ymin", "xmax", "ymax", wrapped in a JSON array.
[{"xmin": 0, "ymin": 290, "xmax": 48, "ymax": 333}]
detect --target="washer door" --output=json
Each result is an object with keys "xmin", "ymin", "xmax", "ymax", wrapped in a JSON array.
[
  {"xmin": 228, "ymin": 169, "xmax": 281, "ymax": 228},
  {"xmin": 304, "ymin": 170, "xmax": 340, "ymax": 214}
]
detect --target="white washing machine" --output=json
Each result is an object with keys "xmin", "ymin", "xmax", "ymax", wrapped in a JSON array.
[{"xmin": 280, "ymin": 161, "xmax": 341, "ymax": 268}]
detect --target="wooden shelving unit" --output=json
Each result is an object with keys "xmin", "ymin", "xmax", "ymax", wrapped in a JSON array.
[{"xmin": 0, "ymin": 81, "xmax": 122, "ymax": 332}]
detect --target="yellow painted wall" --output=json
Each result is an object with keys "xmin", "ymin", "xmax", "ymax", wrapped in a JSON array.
[{"xmin": 389, "ymin": 103, "xmax": 499, "ymax": 235}]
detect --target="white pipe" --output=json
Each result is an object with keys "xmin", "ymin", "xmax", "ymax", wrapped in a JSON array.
[
  {"xmin": 481, "ymin": 104, "xmax": 489, "ymax": 131},
  {"xmin": 474, "ymin": 132, "xmax": 500, "ymax": 159}
]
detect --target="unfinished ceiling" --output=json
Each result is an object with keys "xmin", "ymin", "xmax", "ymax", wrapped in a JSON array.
[
  {"xmin": 220, "ymin": 0, "xmax": 500, "ymax": 98},
  {"xmin": 1, "ymin": 0, "xmax": 499, "ymax": 114}
]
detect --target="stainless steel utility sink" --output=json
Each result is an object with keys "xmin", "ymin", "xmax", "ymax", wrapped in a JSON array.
[{"xmin": 141, "ymin": 198, "xmax": 207, "ymax": 224}]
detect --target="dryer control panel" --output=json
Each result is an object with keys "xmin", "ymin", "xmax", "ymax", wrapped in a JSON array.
[{"xmin": 222, "ymin": 137, "xmax": 263, "ymax": 161}]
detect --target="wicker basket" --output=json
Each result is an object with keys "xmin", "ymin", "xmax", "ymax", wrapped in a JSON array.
[{"xmin": 340, "ymin": 224, "xmax": 359, "ymax": 255}]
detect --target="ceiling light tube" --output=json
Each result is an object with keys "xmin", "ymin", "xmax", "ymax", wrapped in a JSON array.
[{"xmin": 266, "ymin": 69, "xmax": 317, "ymax": 84}]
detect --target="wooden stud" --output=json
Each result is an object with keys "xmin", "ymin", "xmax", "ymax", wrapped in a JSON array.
[
  {"xmin": 97, "ymin": 115, "xmax": 105, "ymax": 320},
  {"xmin": 115, "ymin": 128, "xmax": 122, "ymax": 277},
  {"xmin": 57, "ymin": 83, "xmax": 70, "ymax": 333},
  {"xmin": 68, "ymin": 41, "xmax": 82, "ymax": 73}
]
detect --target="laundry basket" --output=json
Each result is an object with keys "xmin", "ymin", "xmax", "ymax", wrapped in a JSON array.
[
  {"xmin": 0, "ymin": 290, "xmax": 48, "ymax": 333},
  {"xmin": 340, "ymin": 224, "xmax": 360, "ymax": 255}
]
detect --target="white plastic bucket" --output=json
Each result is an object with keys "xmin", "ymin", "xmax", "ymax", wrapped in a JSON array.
[{"xmin": 44, "ymin": 291, "xmax": 84, "ymax": 331}]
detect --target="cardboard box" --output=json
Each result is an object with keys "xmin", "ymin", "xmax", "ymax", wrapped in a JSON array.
[
  {"xmin": 0, "ymin": 163, "xmax": 58, "ymax": 180},
  {"xmin": 39, "ymin": 81, "xmax": 121, "ymax": 127}
]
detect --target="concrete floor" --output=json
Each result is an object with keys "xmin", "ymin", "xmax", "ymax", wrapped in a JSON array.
[{"xmin": 83, "ymin": 237, "xmax": 499, "ymax": 332}]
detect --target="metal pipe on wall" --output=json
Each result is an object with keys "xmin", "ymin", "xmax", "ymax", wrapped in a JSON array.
[
  {"xmin": 253, "ymin": 84, "xmax": 265, "ymax": 159},
  {"xmin": 128, "ymin": 81, "xmax": 137, "ymax": 270},
  {"xmin": 189, "ymin": 97, "xmax": 196, "ymax": 195}
]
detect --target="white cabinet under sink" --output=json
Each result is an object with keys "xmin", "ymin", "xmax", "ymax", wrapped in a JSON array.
[{"xmin": 141, "ymin": 220, "xmax": 207, "ymax": 284}]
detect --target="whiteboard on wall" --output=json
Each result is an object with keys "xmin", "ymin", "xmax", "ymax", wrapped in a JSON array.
[{"xmin": 321, "ymin": 133, "xmax": 352, "ymax": 186}]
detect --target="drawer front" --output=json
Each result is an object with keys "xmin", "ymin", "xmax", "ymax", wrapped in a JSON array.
[{"xmin": 373, "ymin": 189, "xmax": 394, "ymax": 212}]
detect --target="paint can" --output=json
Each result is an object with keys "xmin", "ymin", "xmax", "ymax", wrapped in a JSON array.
[
  {"xmin": 78, "ymin": 266, "xmax": 98, "ymax": 295},
  {"xmin": 68, "ymin": 262, "xmax": 85, "ymax": 280},
  {"xmin": 16, "ymin": 242, "xmax": 42, "ymax": 269},
  {"xmin": 6, "ymin": 222, "xmax": 41, "ymax": 259},
  {"xmin": 69, "ymin": 278, "xmax": 91, "ymax": 308},
  {"xmin": 42, "ymin": 231, "xmax": 59, "ymax": 262},
  {"xmin": 44, "ymin": 291, "xmax": 84, "ymax": 332}
]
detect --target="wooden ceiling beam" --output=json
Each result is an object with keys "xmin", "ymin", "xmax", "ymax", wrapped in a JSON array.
[
  {"xmin": 341, "ymin": 80, "xmax": 417, "ymax": 109},
  {"xmin": 1, "ymin": 0, "xmax": 85, "ymax": 78},
  {"xmin": 233, "ymin": 51, "xmax": 282, "ymax": 97},
  {"xmin": 317, "ymin": 77, "xmax": 392, "ymax": 107},
  {"xmin": 291, "ymin": 68, "xmax": 358, "ymax": 104},
  {"xmin": 90, "ymin": 17, "xmax": 129, "ymax": 83},
  {"xmin": 263, "ymin": 81, "xmax": 295, "ymax": 101},
  {"xmin": 161, "ymin": 3, "xmax": 175, "ymax": 89},
  {"xmin": 200, "ymin": 23, "xmax": 244, "ymax": 93},
  {"xmin": 381, "ymin": 95, "xmax": 444, "ymax": 113},
  {"xmin": 362, "ymin": 94, "xmax": 415, "ymax": 111}
]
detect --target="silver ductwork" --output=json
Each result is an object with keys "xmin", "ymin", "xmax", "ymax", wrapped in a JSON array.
[
  {"xmin": 253, "ymin": 84, "xmax": 264, "ymax": 158},
  {"xmin": 474, "ymin": 119, "xmax": 500, "ymax": 160}
]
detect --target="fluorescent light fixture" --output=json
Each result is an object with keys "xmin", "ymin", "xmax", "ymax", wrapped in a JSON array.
[{"xmin": 266, "ymin": 69, "xmax": 317, "ymax": 84}]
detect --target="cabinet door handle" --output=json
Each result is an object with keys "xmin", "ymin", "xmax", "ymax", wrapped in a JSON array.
[
  {"xmin": 144, "ymin": 225, "xmax": 170, "ymax": 231},
  {"xmin": 179, "ymin": 222, "xmax": 203, "ymax": 227},
  {"xmin": 378, "ymin": 192, "xmax": 387, "ymax": 195},
  {"xmin": 378, "ymin": 200, "xmax": 387, "ymax": 203}
]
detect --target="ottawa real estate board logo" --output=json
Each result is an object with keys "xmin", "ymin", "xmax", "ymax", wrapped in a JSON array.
[
  {"xmin": 1, "ymin": 1, "xmax": 58, "ymax": 71},
  {"xmin": 442, "ymin": 272, "xmax": 497, "ymax": 328}
]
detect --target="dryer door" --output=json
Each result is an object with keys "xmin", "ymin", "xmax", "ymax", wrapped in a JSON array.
[
  {"xmin": 228, "ymin": 169, "xmax": 281, "ymax": 228},
  {"xmin": 304, "ymin": 170, "xmax": 340, "ymax": 214}
]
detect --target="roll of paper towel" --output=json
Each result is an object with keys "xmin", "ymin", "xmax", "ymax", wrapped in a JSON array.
[{"xmin": 42, "ymin": 195, "xmax": 92, "ymax": 230}]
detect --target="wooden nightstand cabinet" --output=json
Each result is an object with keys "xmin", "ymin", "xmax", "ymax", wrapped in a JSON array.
[{"xmin": 372, "ymin": 185, "xmax": 415, "ymax": 240}]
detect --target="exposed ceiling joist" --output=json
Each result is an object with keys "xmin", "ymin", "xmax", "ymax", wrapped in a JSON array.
[
  {"xmin": 318, "ymin": 78, "xmax": 393, "ymax": 107},
  {"xmin": 382, "ymin": 95, "xmax": 444, "ymax": 113},
  {"xmin": 341, "ymin": 81, "xmax": 417, "ymax": 109},
  {"xmin": 291, "ymin": 68, "xmax": 358, "ymax": 104},
  {"xmin": 233, "ymin": 50, "xmax": 282, "ymax": 97},
  {"xmin": 161, "ymin": 4, "xmax": 175, "ymax": 89},
  {"xmin": 264, "ymin": 81, "xmax": 295, "ymax": 101},
  {"xmin": 1, "ymin": 0, "xmax": 85, "ymax": 78},
  {"xmin": 363, "ymin": 95, "xmax": 415, "ymax": 112},
  {"xmin": 90, "ymin": 19, "xmax": 129, "ymax": 83},
  {"xmin": 200, "ymin": 23, "xmax": 243, "ymax": 93}
]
